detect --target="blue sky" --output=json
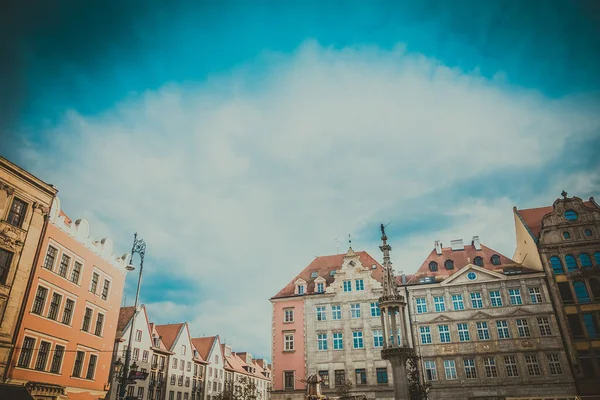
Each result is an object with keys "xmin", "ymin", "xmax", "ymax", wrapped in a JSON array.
[{"xmin": 3, "ymin": 0, "xmax": 599, "ymax": 358}]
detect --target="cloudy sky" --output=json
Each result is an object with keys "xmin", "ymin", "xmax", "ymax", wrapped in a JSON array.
[{"xmin": 2, "ymin": 0, "xmax": 599, "ymax": 359}]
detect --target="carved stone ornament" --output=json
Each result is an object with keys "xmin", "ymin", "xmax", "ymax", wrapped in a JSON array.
[
  {"xmin": 0, "ymin": 182, "xmax": 14, "ymax": 195},
  {"xmin": 32, "ymin": 201, "xmax": 50, "ymax": 216},
  {"xmin": 0, "ymin": 227, "xmax": 23, "ymax": 249},
  {"xmin": 521, "ymin": 340, "xmax": 535, "ymax": 348}
]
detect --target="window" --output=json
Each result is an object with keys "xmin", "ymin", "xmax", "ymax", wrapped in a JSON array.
[
  {"xmin": 297, "ymin": 284, "xmax": 304, "ymax": 295},
  {"xmin": 284, "ymin": 308, "xmax": 294, "ymax": 322},
  {"xmin": 138, "ymin": 387, "xmax": 145, "ymax": 399},
  {"xmin": 317, "ymin": 333, "xmax": 328, "ymax": 350},
  {"xmin": 420, "ymin": 326, "xmax": 432, "ymax": 344},
  {"xmin": 466, "ymin": 271, "xmax": 477, "ymax": 281},
  {"xmin": 370, "ymin": 302, "xmax": 381, "ymax": 317},
  {"xmin": 7, "ymin": 197, "xmax": 27, "ymax": 227},
  {"xmin": 443, "ymin": 360, "xmax": 457, "ymax": 380},
  {"xmin": 491, "ymin": 254, "xmax": 501, "ymax": 265},
  {"xmin": 62, "ymin": 299, "xmax": 74, "ymax": 325},
  {"xmin": 508, "ymin": 289, "xmax": 522, "ymax": 305},
  {"xmin": 136, "ymin": 329, "xmax": 142, "ymax": 342},
  {"xmin": 583, "ymin": 313, "xmax": 598, "ymax": 338},
  {"xmin": 284, "ymin": 371, "xmax": 294, "ymax": 390},
  {"xmin": 0, "ymin": 248, "xmax": 12, "ymax": 284},
  {"xmin": 180, "ymin": 359, "xmax": 184, "ymax": 369},
  {"xmin": 444, "ymin": 260, "xmax": 454, "ymax": 270},
  {"xmin": 525, "ymin": 354, "xmax": 541, "ymax": 376},
  {"xmin": 35, "ymin": 341, "xmax": 51, "ymax": 370},
  {"xmin": 185, "ymin": 377, "xmax": 190, "ymax": 386},
  {"xmin": 549, "ymin": 256, "xmax": 564, "ymax": 274},
  {"xmin": 95, "ymin": 313, "xmax": 104, "ymax": 336},
  {"xmin": 58, "ymin": 254, "xmax": 70, "ymax": 278},
  {"xmin": 170, "ymin": 374, "xmax": 176, "ymax": 384},
  {"xmin": 438, "ymin": 325, "xmax": 451, "ymax": 343},
  {"xmin": 565, "ymin": 255, "xmax": 577, "ymax": 272},
  {"xmin": 186, "ymin": 361, "xmax": 190, "ymax": 371},
  {"xmin": 568, "ymin": 314, "xmax": 584, "ymax": 338},
  {"xmin": 457, "ymin": 323, "xmax": 470, "ymax": 341},
  {"xmin": 133, "ymin": 348, "xmax": 140, "ymax": 361},
  {"xmin": 476, "ymin": 322, "xmax": 490, "ymax": 340},
  {"xmin": 424, "ymin": 361, "xmax": 437, "ymax": 381},
  {"xmin": 310, "ymin": 272, "xmax": 318, "ymax": 278},
  {"xmin": 580, "ymin": 253, "xmax": 592, "ymax": 267},
  {"xmin": 50, "ymin": 345, "xmax": 65, "ymax": 373},
  {"xmin": 333, "ymin": 332, "xmax": 343, "ymax": 350},
  {"xmin": 82, "ymin": 307, "xmax": 93, "ymax": 332},
  {"xmin": 373, "ymin": 329, "xmax": 383, "ymax": 347},
  {"xmin": 32, "ymin": 286, "xmax": 48, "ymax": 315},
  {"xmin": 90, "ymin": 272, "xmax": 99, "ymax": 293},
  {"xmin": 463, "ymin": 358, "xmax": 477, "ymax": 379},
  {"xmin": 70, "ymin": 262, "xmax": 82, "ymax": 284},
  {"xmin": 331, "ymin": 305, "xmax": 341, "ymax": 320},
  {"xmin": 484, "ymin": 357, "xmax": 497, "ymax": 378},
  {"xmin": 376, "ymin": 368, "xmax": 388, "ymax": 384},
  {"xmin": 343, "ymin": 281, "xmax": 352, "ymax": 292},
  {"xmin": 352, "ymin": 331, "xmax": 364, "ymax": 349},
  {"xmin": 564, "ymin": 209, "xmax": 578, "ymax": 220},
  {"xmin": 516, "ymin": 319, "xmax": 531, "ymax": 337},
  {"xmin": 547, "ymin": 353, "xmax": 563, "ymax": 375},
  {"xmin": 17, "ymin": 337, "xmax": 35, "ymax": 368},
  {"xmin": 451, "ymin": 294, "xmax": 464, "ymax": 310},
  {"xmin": 73, "ymin": 351, "xmax": 84, "ymax": 377},
  {"xmin": 86, "ymin": 354, "xmax": 97, "ymax": 379},
  {"xmin": 284, "ymin": 333, "xmax": 294, "ymax": 351},
  {"xmin": 563, "ymin": 231, "xmax": 571, "ymax": 239},
  {"xmin": 355, "ymin": 279, "xmax": 364, "ymax": 291},
  {"xmin": 101, "ymin": 279, "xmax": 110, "ymax": 300},
  {"xmin": 433, "ymin": 296, "xmax": 445, "ymax": 312},
  {"xmin": 350, "ymin": 303, "xmax": 361, "ymax": 318},
  {"xmin": 416, "ymin": 298, "xmax": 427, "ymax": 314},
  {"xmin": 496, "ymin": 320, "xmax": 510, "ymax": 339},
  {"xmin": 48, "ymin": 293, "xmax": 62, "ymax": 320},
  {"xmin": 529, "ymin": 287, "xmax": 543, "ymax": 303},
  {"xmin": 489, "ymin": 291, "xmax": 502, "ymax": 307},
  {"xmin": 473, "ymin": 256, "xmax": 484, "ymax": 267},
  {"xmin": 355, "ymin": 369, "xmax": 367, "ymax": 385},
  {"xmin": 591, "ymin": 279, "xmax": 600, "ymax": 299},
  {"xmin": 319, "ymin": 370, "xmax": 329, "ymax": 386},
  {"xmin": 429, "ymin": 261, "xmax": 438, "ymax": 271},
  {"xmin": 558, "ymin": 281, "xmax": 574, "ymax": 303},
  {"xmin": 316, "ymin": 306, "xmax": 327, "ymax": 321},
  {"xmin": 316, "ymin": 282, "xmax": 324, "ymax": 293},
  {"xmin": 334, "ymin": 370, "xmax": 345, "ymax": 386},
  {"xmin": 470, "ymin": 292, "xmax": 483, "ymax": 309},
  {"xmin": 574, "ymin": 281, "xmax": 591, "ymax": 303},
  {"xmin": 504, "ymin": 356, "xmax": 519, "ymax": 377},
  {"xmin": 43, "ymin": 246, "xmax": 57, "ymax": 271}
]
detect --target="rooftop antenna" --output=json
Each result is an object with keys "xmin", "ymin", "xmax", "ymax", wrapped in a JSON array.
[{"xmin": 348, "ymin": 233, "xmax": 352, "ymax": 248}]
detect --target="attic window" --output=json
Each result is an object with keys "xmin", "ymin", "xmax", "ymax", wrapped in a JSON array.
[
  {"xmin": 329, "ymin": 271, "xmax": 336, "ymax": 276},
  {"xmin": 444, "ymin": 260, "xmax": 454, "ymax": 270},
  {"xmin": 473, "ymin": 257, "xmax": 484, "ymax": 267},
  {"xmin": 349, "ymin": 261, "xmax": 356, "ymax": 267},
  {"xmin": 564, "ymin": 210, "xmax": 578, "ymax": 221},
  {"xmin": 563, "ymin": 231, "xmax": 570, "ymax": 239},
  {"xmin": 371, "ymin": 264, "xmax": 377, "ymax": 269},
  {"xmin": 491, "ymin": 255, "xmax": 501, "ymax": 266},
  {"xmin": 311, "ymin": 272, "xmax": 318, "ymax": 278},
  {"xmin": 428, "ymin": 262, "xmax": 438, "ymax": 272}
]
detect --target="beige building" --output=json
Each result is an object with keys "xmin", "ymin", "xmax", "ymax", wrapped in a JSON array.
[
  {"xmin": 406, "ymin": 237, "xmax": 576, "ymax": 400},
  {"xmin": 0, "ymin": 156, "xmax": 57, "ymax": 379}
]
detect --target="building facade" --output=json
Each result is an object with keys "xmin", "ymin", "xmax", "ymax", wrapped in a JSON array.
[
  {"xmin": 406, "ymin": 237, "xmax": 576, "ymax": 399},
  {"xmin": 192, "ymin": 336, "xmax": 225, "ymax": 400},
  {"xmin": 0, "ymin": 156, "xmax": 56, "ymax": 380},
  {"xmin": 5, "ymin": 196, "xmax": 128, "ymax": 399},
  {"xmin": 514, "ymin": 193, "xmax": 600, "ymax": 397},
  {"xmin": 222, "ymin": 345, "xmax": 272, "ymax": 400},
  {"xmin": 156, "ymin": 323, "xmax": 195, "ymax": 400}
]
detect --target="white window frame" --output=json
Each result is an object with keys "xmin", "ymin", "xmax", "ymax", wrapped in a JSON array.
[{"xmin": 284, "ymin": 333, "xmax": 294, "ymax": 351}]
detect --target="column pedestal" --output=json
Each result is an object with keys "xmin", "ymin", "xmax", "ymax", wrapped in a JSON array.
[{"xmin": 382, "ymin": 347, "xmax": 411, "ymax": 400}]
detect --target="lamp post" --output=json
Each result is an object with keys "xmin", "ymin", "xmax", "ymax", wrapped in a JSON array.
[{"xmin": 118, "ymin": 233, "xmax": 146, "ymax": 400}]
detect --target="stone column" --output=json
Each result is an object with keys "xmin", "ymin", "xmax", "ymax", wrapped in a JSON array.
[
  {"xmin": 388, "ymin": 351, "xmax": 411, "ymax": 399},
  {"xmin": 391, "ymin": 307, "xmax": 399, "ymax": 347},
  {"xmin": 380, "ymin": 307, "xmax": 388, "ymax": 348}
]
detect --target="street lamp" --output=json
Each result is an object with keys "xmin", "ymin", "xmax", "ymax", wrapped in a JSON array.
[{"xmin": 118, "ymin": 233, "xmax": 146, "ymax": 400}]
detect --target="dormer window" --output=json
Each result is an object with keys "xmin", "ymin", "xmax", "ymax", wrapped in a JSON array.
[
  {"xmin": 564, "ymin": 210, "xmax": 578, "ymax": 221},
  {"xmin": 311, "ymin": 272, "xmax": 318, "ymax": 278},
  {"xmin": 444, "ymin": 260, "xmax": 454, "ymax": 270},
  {"xmin": 473, "ymin": 257, "xmax": 484, "ymax": 267},
  {"xmin": 316, "ymin": 283, "xmax": 324, "ymax": 293},
  {"xmin": 491, "ymin": 255, "xmax": 501, "ymax": 266},
  {"xmin": 329, "ymin": 270, "xmax": 336, "ymax": 276},
  {"xmin": 298, "ymin": 285, "xmax": 305, "ymax": 295},
  {"xmin": 295, "ymin": 279, "xmax": 307, "ymax": 295},
  {"xmin": 428, "ymin": 262, "xmax": 438, "ymax": 272},
  {"xmin": 563, "ymin": 231, "xmax": 570, "ymax": 239}
]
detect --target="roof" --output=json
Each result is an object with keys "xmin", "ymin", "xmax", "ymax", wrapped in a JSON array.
[
  {"xmin": 0, "ymin": 384, "xmax": 35, "ymax": 400},
  {"xmin": 272, "ymin": 249, "xmax": 383, "ymax": 298},
  {"xmin": 155, "ymin": 323, "xmax": 185, "ymax": 351},
  {"xmin": 191, "ymin": 336, "xmax": 217, "ymax": 360},
  {"xmin": 517, "ymin": 200, "xmax": 596, "ymax": 238},
  {"xmin": 116, "ymin": 306, "xmax": 136, "ymax": 337}
]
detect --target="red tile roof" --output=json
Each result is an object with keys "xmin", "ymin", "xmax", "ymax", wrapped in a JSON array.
[
  {"xmin": 155, "ymin": 323, "xmax": 185, "ymax": 351},
  {"xmin": 517, "ymin": 200, "xmax": 596, "ymax": 238},
  {"xmin": 117, "ymin": 306, "xmax": 136, "ymax": 337},
  {"xmin": 272, "ymin": 249, "xmax": 383, "ymax": 298},
  {"xmin": 191, "ymin": 336, "xmax": 217, "ymax": 361}
]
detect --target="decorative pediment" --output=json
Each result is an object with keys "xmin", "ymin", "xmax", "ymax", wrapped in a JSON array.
[
  {"xmin": 430, "ymin": 314, "xmax": 454, "ymax": 323},
  {"xmin": 441, "ymin": 264, "xmax": 506, "ymax": 286},
  {"xmin": 471, "ymin": 311, "xmax": 492, "ymax": 320},
  {"xmin": 508, "ymin": 308, "xmax": 533, "ymax": 317},
  {"xmin": 314, "ymin": 276, "xmax": 326, "ymax": 284},
  {"xmin": 294, "ymin": 278, "xmax": 307, "ymax": 285}
]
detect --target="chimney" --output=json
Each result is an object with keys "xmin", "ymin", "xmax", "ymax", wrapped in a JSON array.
[
  {"xmin": 472, "ymin": 236, "xmax": 481, "ymax": 250},
  {"xmin": 450, "ymin": 239, "xmax": 464, "ymax": 251},
  {"xmin": 401, "ymin": 274, "xmax": 407, "ymax": 284},
  {"xmin": 434, "ymin": 240, "xmax": 442, "ymax": 255}
]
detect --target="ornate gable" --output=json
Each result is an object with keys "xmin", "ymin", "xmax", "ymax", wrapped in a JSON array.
[
  {"xmin": 441, "ymin": 264, "xmax": 506, "ymax": 286},
  {"xmin": 327, "ymin": 247, "xmax": 383, "ymax": 294}
]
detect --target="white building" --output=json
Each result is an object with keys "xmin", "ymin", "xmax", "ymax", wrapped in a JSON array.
[
  {"xmin": 192, "ymin": 336, "xmax": 225, "ymax": 400},
  {"xmin": 156, "ymin": 323, "xmax": 196, "ymax": 400}
]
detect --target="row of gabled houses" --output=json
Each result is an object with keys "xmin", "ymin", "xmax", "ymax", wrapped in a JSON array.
[{"xmin": 107, "ymin": 305, "xmax": 272, "ymax": 400}]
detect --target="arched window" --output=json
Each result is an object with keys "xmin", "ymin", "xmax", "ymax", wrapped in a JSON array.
[
  {"xmin": 444, "ymin": 260, "xmax": 454, "ymax": 270},
  {"xmin": 573, "ymin": 281, "xmax": 591, "ymax": 304},
  {"xmin": 594, "ymin": 252, "xmax": 600, "ymax": 265},
  {"xmin": 565, "ymin": 255, "xmax": 578, "ymax": 272},
  {"xmin": 563, "ymin": 231, "xmax": 570, "ymax": 239},
  {"xmin": 580, "ymin": 253, "xmax": 592, "ymax": 268},
  {"xmin": 429, "ymin": 262, "xmax": 438, "ymax": 272},
  {"xmin": 473, "ymin": 256, "xmax": 484, "ymax": 267},
  {"xmin": 564, "ymin": 210, "xmax": 578, "ymax": 221},
  {"xmin": 549, "ymin": 256, "xmax": 564, "ymax": 274},
  {"xmin": 589, "ymin": 279, "xmax": 600, "ymax": 299},
  {"xmin": 584, "ymin": 229, "xmax": 593, "ymax": 237},
  {"xmin": 490, "ymin": 254, "xmax": 501, "ymax": 266}
]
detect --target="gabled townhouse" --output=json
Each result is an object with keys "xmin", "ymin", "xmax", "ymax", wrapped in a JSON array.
[
  {"xmin": 222, "ymin": 347, "xmax": 272, "ymax": 400},
  {"xmin": 156, "ymin": 323, "xmax": 195, "ymax": 400},
  {"xmin": 190, "ymin": 343, "xmax": 207, "ymax": 400},
  {"xmin": 149, "ymin": 322, "xmax": 174, "ymax": 400},
  {"xmin": 191, "ymin": 336, "xmax": 225, "ymax": 400}
]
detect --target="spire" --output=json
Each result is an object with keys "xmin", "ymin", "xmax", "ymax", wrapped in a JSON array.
[{"xmin": 380, "ymin": 223, "xmax": 398, "ymax": 298}]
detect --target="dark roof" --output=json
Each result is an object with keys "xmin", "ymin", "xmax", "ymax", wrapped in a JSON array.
[
  {"xmin": 0, "ymin": 384, "xmax": 35, "ymax": 400},
  {"xmin": 116, "ymin": 306, "xmax": 136, "ymax": 337},
  {"xmin": 517, "ymin": 200, "xmax": 596, "ymax": 238}
]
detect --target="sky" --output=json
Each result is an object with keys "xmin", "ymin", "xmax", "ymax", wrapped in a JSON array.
[{"xmin": 2, "ymin": 0, "xmax": 600, "ymax": 359}]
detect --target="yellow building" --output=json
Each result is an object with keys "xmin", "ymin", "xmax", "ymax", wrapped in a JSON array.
[
  {"xmin": 513, "ymin": 192, "xmax": 600, "ymax": 398},
  {"xmin": 0, "ymin": 156, "xmax": 57, "ymax": 379}
]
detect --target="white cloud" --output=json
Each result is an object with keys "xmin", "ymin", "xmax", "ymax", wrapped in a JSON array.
[{"xmin": 20, "ymin": 41, "xmax": 600, "ymax": 357}]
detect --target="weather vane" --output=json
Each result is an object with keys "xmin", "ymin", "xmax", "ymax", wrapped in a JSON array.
[{"xmin": 348, "ymin": 233, "xmax": 352, "ymax": 247}]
